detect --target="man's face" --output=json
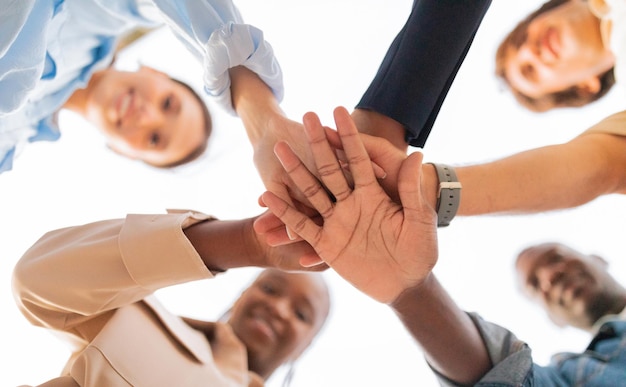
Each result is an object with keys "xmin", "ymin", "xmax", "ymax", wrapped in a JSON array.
[
  {"xmin": 515, "ymin": 243, "xmax": 621, "ymax": 330},
  {"xmin": 84, "ymin": 66, "xmax": 207, "ymax": 166},
  {"xmin": 504, "ymin": 0, "xmax": 612, "ymax": 99},
  {"xmin": 228, "ymin": 270, "xmax": 329, "ymax": 377}
]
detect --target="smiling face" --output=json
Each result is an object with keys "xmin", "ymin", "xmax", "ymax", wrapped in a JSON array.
[
  {"xmin": 228, "ymin": 269, "xmax": 330, "ymax": 379},
  {"xmin": 500, "ymin": 0, "xmax": 614, "ymax": 105},
  {"xmin": 82, "ymin": 66, "xmax": 209, "ymax": 167},
  {"xmin": 515, "ymin": 243, "xmax": 626, "ymax": 330}
]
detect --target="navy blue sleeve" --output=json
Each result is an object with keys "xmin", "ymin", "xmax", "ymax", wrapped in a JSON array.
[{"xmin": 355, "ymin": 0, "xmax": 492, "ymax": 148}]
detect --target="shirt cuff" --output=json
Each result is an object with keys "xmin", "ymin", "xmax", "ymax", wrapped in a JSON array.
[
  {"xmin": 119, "ymin": 211, "xmax": 215, "ymax": 290},
  {"xmin": 203, "ymin": 22, "xmax": 284, "ymax": 115},
  {"xmin": 431, "ymin": 312, "xmax": 533, "ymax": 386}
]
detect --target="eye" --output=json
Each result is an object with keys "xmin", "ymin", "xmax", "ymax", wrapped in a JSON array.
[
  {"xmin": 295, "ymin": 308, "xmax": 312, "ymax": 324},
  {"xmin": 545, "ymin": 252, "xmax": 563, "ymax": 265},
  {"xmin": 528, "ymin": 275, "xmax": 539, "ymax": 290},
  {"xmin": 149, "ymin": 132, "xmax": 161, "ymax": 147},
  {"xmin": 162, "ymin": 95, "xmax": 173, "ymax": 111},
  {"xmin": 261, "ymin": 283, "xmax": 277, "ymax": 295}
]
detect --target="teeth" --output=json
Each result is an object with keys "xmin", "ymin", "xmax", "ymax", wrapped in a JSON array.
[{"xmin": 119, "ymin": 93, "xmax": 131, "ymax": 119}]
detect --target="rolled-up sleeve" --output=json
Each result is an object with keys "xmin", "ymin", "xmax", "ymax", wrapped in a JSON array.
[
  {"xmin": 150, "ymin": 0, "xmax": 283, "ymax": 115},
  {"xmin": 432, "ymin": 312, "xmax": 532, "ymax": 386},
  {"xmin": 432, "ymin": 313, "xmax": 573, "ymax": 386},
  {"xmin": 12, "ymin": 210, "xmax": 214, "ymax": 333}
]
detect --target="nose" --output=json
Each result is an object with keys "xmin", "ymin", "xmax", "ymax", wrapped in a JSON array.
[
  {"xmin": 518, "ymin": 43, "xmax": 541, "ymax": 67},
  {"xmin": 119, "ymin": 105, "xmax": 163, "ymax": 151},
  {"xmin": 534, "ymin": 262, "xmax": 565, "ymax": 294},
  {"xmin": 270, "ymin": 297, "xmax": 292, "ymax": 321}
]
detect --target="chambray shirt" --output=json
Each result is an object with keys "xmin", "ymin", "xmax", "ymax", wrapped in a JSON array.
[
  {"xmin": 436, "ymin": 312, "xmax": 626, "ymax": 386},
  {"xmin": 0, "ymin": 0, "xmax": 283, "ymax": 173}
]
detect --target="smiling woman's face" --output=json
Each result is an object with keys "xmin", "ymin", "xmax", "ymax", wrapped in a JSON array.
[
  {"xmin": 83, "ymin": 66, "xmax": 207, "ymax": 167},
  {"xmin": 503, "ymin": 0, "xmax": 612, "ymax": 99},
  {"xmin": 228, "ymin": 269, "xmax": 330, "ymax": 379}
]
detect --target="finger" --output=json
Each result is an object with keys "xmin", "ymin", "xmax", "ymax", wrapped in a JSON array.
[
  {"xmin": 263, "ymin": 181, "xmax": 301, "ymax": 240},
  {"xmin": 261, "ymin": 191, "xmax": 323, "ymax": 248},
  {"xmin": 302, "ymin": 112, "xmax": 352, "ymax": 202},
  {"xmin": 397, "ymin": 151, "xmax": 429, "ymax": 220},
  {"xmin": 253, "ymin": 211, "xmax": 299, "ymax": 246},
  {"xmin": 333, "ymin": 107, "xmax": 378, "ymax": 188},
  {"xmin": 323, "ymin": 126, "xmax": 341, "ymax": 148},
  {"xmin": 253, "ymin": 210, "xmax": 284, "ymax": 234},
  {"xmin": 300, "ymin": 254, "xmax": 326, "ymax": 268},
  {"xmin": 339, "ymin": 158, "xmax": 386, "ymax": 180},
  {"xmin": 274, "ymin": 141, "xmax": 335, "ymax": 218}
]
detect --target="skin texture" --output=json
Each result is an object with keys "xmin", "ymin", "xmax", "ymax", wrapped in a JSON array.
[
  {"xmin": 64, "ymin": 66, "xmax": 207, "ymax": 167},
  {"xmin": 502, "ymin": 0, "xmax": 614, "ymax": 100},
  {"xmin": 229, "ymin": 66, "xmax": 386, "ymax": 242},
  {"xmin": 515, "ymin": 242, "xmax": 626, "ymax": 331},
  {"xmin": 183, "ymin": 216, "xmax": 330, "ymax": 380},
  {"xmin": 343, "ymin": 119, "xmax": 626, "ymax": 218},
  {"xmin": 258, "ymin": 106, "xmax": 492, "ymax": 384},
  {"xmin": 261, "ymin": 107, "xmax": 439, "ymax": 303},
  {"xmin": 228, "ymin": 269, "xmax": 330, "ymax": 379}
]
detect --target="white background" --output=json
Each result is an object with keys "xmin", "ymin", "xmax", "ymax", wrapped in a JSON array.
[{"xmin": 3, "ymin": 1, "xmax": 626, "ymax": 386}]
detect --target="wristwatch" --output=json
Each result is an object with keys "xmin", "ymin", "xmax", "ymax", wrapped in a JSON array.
[{"xmin": 431, "ymin": 163, "xmax": 462, "ymax": 227}]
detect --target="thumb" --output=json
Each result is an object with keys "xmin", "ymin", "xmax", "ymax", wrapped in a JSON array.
[{"xmin": 397, "ymin": 151, "xmax": 429, "ymax": 218}]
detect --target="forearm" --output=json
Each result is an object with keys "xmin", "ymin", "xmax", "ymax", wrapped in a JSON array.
[
  {"xmin": 183, "ymin": 216, "xmax": 264, "ymax": 271},
  {"xmin": 391, "ymin": 274, "xmax": 491, "ymax": 385},
  {"xmin": 420, "ymin": 133, "xmax": 626, "ymax": 217},
  {"xmin": 229, "ymin": 65, "xmax": 285, "ymax": 145}
]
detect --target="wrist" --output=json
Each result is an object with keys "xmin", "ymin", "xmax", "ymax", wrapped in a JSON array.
[
  {"xmin": 229, "ymin": 66, "xmax": 284, "ymax": 145},
  {"xmin": 184, "ymin": 217, "xmax": 260, "ymax": 272},
  {"xmin": 390, "ymin": 273, "xmax": 436, "ymax": 311}
]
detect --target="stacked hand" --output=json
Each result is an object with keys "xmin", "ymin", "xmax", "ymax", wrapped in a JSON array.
[{"xmin": 256, "ymin": 107, "xmax": 438, "ymax": 304}]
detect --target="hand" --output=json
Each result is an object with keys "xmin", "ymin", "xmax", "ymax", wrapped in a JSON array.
[
  {"xmin": 325, "ymin": 128, "xmax": 407, "ymax": 203},
  {"xmin": 250, "ymin": 211, "xmax": 328, "ymax": 272},
  {"xmin": 252, "ymin": 115, "xmax": 317, "ymax": 209},
  {"xmin": 260, "ymin": 106, "xmax": 438, "ymax": 304},
  {"xmin": 210, "ymin": 323, "xmax": 248, "ymax": 385},
  {"xmin": 184, "ymin": 215, "xmax": 327, "ymax": 272}
]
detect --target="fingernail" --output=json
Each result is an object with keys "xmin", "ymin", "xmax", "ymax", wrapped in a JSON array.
[{"xmin": 286, "ymin": 227, "xmax": 297, "ymax": 240}]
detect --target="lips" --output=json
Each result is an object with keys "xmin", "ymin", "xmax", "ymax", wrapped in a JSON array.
[
  {"xmin": 248, "ymin": 314, "xmax": 278, "ymax": 343},
  {"xmin": 116, "ymin": 89, "xmax": 135, "ymax": 127},
  {"xmin": 541, "ymin": 27, "xmax": 560, "ymax": 61}
]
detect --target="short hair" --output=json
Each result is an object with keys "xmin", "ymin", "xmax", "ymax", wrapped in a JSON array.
[
  {"xmin": 150, "ymin": 78, "xmax": 213, "ymax": 168},
  {"xmin": 495, "ymin": 0, "xmax": 616, "ymax": 112}
]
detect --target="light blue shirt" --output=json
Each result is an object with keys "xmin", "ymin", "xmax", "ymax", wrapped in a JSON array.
[{"xmin": 0, "ymin": 0, "xmax": 283, "ymax": 173}]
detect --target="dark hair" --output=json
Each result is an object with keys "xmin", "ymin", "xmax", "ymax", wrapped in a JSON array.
[
  {"xmin": 495, "ymin": 0, "xmax": 616, "ymax": 112},
  {"xmin": 149, "ymin": 78, "xmax": 213, "ymax": 168}
]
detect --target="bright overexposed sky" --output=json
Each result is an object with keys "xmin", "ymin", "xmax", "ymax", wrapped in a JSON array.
[{"xmin": 3, "ymin": 1, "xmax": 626, "ymax": 386}]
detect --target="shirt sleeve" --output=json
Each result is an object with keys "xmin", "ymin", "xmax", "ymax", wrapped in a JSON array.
[
  {"xmin": 580, "ymin": 109, "xmax": 626, "ymax": 137},
  {"xmin": 0, "ymin": 0, "xmax": 53, "ymax": 115},
  {"xmin": 431, "ymin": 312, "xmax": 570, "ymax": 386},
  {"xmin": 12, "ymin": 210, "xmax": 215, "ymax": 333},
  {"xmin": 149, "ymin": 0, "xmax": 284, "ymax": 115}
]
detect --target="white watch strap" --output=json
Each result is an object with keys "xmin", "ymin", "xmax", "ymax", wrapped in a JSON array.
[{"xmin": 432, "ymin": 163, "xmax": 462, "ymax": 227}]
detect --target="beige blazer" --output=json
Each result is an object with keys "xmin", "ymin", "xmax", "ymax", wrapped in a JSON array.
[{"xmin": 13, "ymin": 211, "xmax": 263, "ymax": 387}]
